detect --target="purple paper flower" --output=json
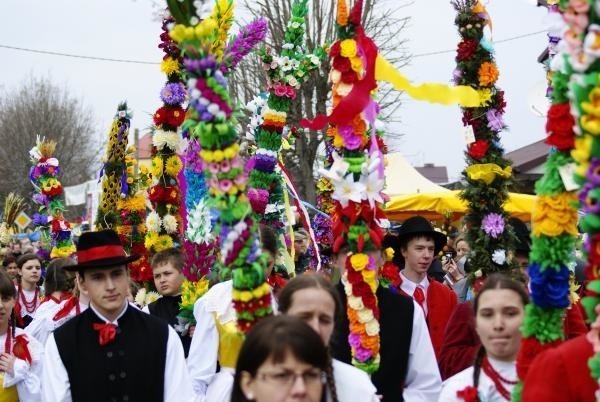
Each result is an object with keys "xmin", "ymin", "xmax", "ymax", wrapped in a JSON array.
[
  {"xmin": 32, "ymin": 193, "xmax": 49, "ymax": 206},
  {"xmin": 248, "ymin": 188, "xmax": 270, "ymax": 214},
  {"xmin": 221, "ymin": 18, "xmax": 269, "ymax": 74},
  {"xmin": 486, "ymin": 109, "xmax": 504, "ymax": 131},
  {"xmin": 251, "ymin": 153, "xmax": 277, "ymax": 172},
  {"xmin": 160, "ymin": 82, "xmax": 187, "ymax": 105},
  {"xmin": 482, "ymin": 213, "xmax": 505, "ymax": 238},
  {"xmin": 36, "ymin": 248, "xmax": 50, "ymax": 261},
  {"xmin": 354, "ymin": 346, "xmax": 373, "ymax": 362},
  {"xmin": 452, "ymin": 68, "xmax": 463, "ymax": 84},
  {"xmin": 32, "ymin": 213, "xmax": 49, "ymax": 227},
  {"xmin": 348, "ymin": 333, "xmax": 361, "ymax": 348},
  {"xmin": 338, "ymin": 125, "xmax": 362, "ymax": 150}
]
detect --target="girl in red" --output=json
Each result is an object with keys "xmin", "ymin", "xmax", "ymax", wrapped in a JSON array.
[{"xmin": 14, "ymin": 254, "xmax": 42, "ymax": 328}]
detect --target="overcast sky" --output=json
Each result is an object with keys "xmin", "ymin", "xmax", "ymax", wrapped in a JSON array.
[{"xmin": 1, "ymin": 0, "xmax": 547, "ymax": 183}]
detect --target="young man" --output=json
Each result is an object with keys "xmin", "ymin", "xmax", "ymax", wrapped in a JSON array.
[
  {"xmin": 394, "ymin": 216, "xmax": 457, "ymax": 360},
  {"xmin": 144, "ymin": 248, "xmax": 192, "ymax": 357},
  {"xmin": 330, "ymin": 246, "xmax": 441, "ymax": 402},
  {"xmin": 41, "ymin": 230, "xmax": 195, "ymax": 402},
  {"xmin": 293, "ymin": 227, "xmax": 310, "ymax": 274}
]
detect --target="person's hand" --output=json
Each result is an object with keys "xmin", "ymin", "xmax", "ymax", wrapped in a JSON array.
[
  {"xmin": 0, "ymin": 353, "xmax": 16, "ymax": 375},
  {"xmin": 188, "ymin": 325, "xmax": 196, "ymax": 338},
  {"xmin": 444, "ymin": 259, "xmax": 463, "ymax": 281}
]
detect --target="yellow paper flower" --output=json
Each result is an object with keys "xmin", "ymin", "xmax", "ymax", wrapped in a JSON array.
[
  {"xmin": 165, "ymin": 155, "xmax": 183, "ymax": 177},
  {"xmin": 144, "ymin": 231, "xmax": 159, "ymax": 249},
  {"xmin": 161, "ymin": 57, "xmax": 180, "ymax": 75},
  {"xmin": 531, "ymin": 193, "xmax": 579, "ymax": 237},
  {"xmin": 151, "ymin": 156, "xmax": 163, "ymax": 178},
  {"xmin": 340, "ymin": 39, "xmax": 357, "ymax": 58},
  {"xmin": 350, "ymin": 253, "xmax": 369, "ymax": 271},
  {"xmin": 465, "ymin": 163, "xmax": 512, "ymax": 185},
  {"xmin": 154, "ymin": 234, "xmax": 174, "ymax": 252},
  {"xmin": 384, "ymin": 247, "xmax": 394, "ymax": 262}
]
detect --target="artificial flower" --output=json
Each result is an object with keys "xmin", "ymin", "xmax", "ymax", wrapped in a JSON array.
[
  {"xmin": 481, "ymin": 213, "xmax": 505, "ymax": 238},
  {"xmin": 160, "ymin": 82, "xmax": 187, "ymax": 105},
  {"xmin": 165, "ymin": 155, "xmax": 183, "ymax": 177},
  {"xmin": 545, "ymin": 102, "xmax": 575, "ymax": 151},
  {"xmin": 360, "ymin": 170, "xmax": 385, "ymax": 207},
  {"xmin": 491, "ymin": 249, "xmax": 506, "ymax": 265},
  {"xmin": 162, "ymin": 214, "xmax": 178, "ymax": 234},
  {"xmin": 456, "ymin": 39, "xmax": 478, "ymax": 61},
  {"xmin": 467, "ymin": 139, "xmax": 489, "ymax": 160},
  {"xmin": 146, "ymin": 211, "xmax": 162, "ymax": 233},
  {"xmin": 465, "ymin": 163, "xmax": 512, "ymax": 185},
  {"xmin": 151, "ymin": 157, "xmax": 164, "ymax": 178},
  {"xmin": 332, "ymin": 174, "xmax": 366, "ymax": 207},
  {"xmin": 528, "ymin": 263, "xmax": 570, "ymax": 309},
  {"xmin": 161, "ymin": 57, "xmax": 180, "ymax": 75},
  {"xmin": 153, "ymin": 130, "xmax": 181, "ymax": 151},
  {"xmin": 478, "ymin": 61, "xmax": 499, "ymax": 87}
]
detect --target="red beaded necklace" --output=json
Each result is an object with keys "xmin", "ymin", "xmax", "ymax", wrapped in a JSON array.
[
  {"xmin": 3, "ymin": 329, "xmax": 11, "ymax": 355},
  {"xmin": 481, "ymin": 356, "xmax": 517, "ymax": 400},
  {"xmin": 18, "ymin": 287, "xmax": 39, "ymax": 314}
]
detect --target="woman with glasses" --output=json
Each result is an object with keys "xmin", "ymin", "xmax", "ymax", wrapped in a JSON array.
[
  {"xmin": 277, "ymin": 274, "xmax": 378, "ymax": 402},
  {"xmin": 231, "ymin": 315, "xmax": 332, "ymax": 402}
]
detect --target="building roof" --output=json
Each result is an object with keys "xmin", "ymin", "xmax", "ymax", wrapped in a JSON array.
[
  {"xmin": 505, "ymin": 139, "xmax": 549, "ymax": 174},
  {"xmin": 414, "ymin": 163, "xmax": 449, "ymax": 184},
  {"xmin": 137, "ymin": 132, "xmax": 153, "ymax": 160}
]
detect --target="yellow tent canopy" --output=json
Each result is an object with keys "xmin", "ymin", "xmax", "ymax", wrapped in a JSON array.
[{"xmin": 384, "ymin": 190, "xmax": 535, "ymax": 222}]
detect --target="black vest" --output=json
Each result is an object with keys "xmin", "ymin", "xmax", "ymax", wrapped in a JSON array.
[
  {"xmin": 54, "ymin": 305, "xmax": 169, "ymax": 402},
  {"xmin": 147, "ymin": 295, "xmax": 191, "ymax": 357},
  {"xmin": 331, "ymin": 284, "xmax": 414, "ymax": 402}
]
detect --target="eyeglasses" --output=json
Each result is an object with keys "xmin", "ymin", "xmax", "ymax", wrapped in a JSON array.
[{"xmin": 256, "ymin": 369, "xmax": 326, "ymax": 388}]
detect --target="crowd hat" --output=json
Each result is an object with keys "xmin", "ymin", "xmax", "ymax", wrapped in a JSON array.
[
  {"xmin": 396, "ymin": 216, "xmax": 447, "ymax": 255},
  {"xmin": 65, "ymin": 230, "xmax": 140, "ymax": 271}
]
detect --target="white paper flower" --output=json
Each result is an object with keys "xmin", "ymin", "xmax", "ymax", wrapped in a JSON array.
[
  {"xmin": 347, "ymin": 295, "xmax": 364, "ymax": 310},
  {"xmin": 145, "ymin": 291, "xmax": 162, "ymax": 305},
  {"xmin": 360, "ymin": 170, "xmax": 384, "ymax": 207},
  {"xmin": 146, "ymin": 211, "xmax": 161, "ymax": 233},
  {"xmin": 365, "ymin": 318, "xmax": 380, "ymax": 336},
  {"xmin": 357, "ymin": 309, "xmax": 374, "ymax": 324},
  {"xmin": 134, "ymin": 288, "xmax": 147, "ymax": 307},
  {"xmin": 332, "ymin": 173, "xmax": 366, "ymax": 207},
  {"xmin": 153, "ymin": 130, "xmax": 181, "ymax": 151},
  {"xmin": 162, "ymin": 214, "xmax": 178, "ymax": 234},
  {"xmin": 492, "ymin": 249, "xmax": 507, "ymax": 265}
]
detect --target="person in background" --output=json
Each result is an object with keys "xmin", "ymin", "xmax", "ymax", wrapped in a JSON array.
[
  {"xmin": 446, "ymin": 236, "xmax": 469, "ymax": 302},
  {"xmin": 329, "ymin": 245, "xmax": 442, "ymax": 401},
  {"xmin": 0, "ymin": 270, "xmax": 43, "ymax": 402},
  {"xmin": 439, "ymin": 274, "xmax": 528, "ymax": 401},
  {"xmin": 144, "ymin": 248, "xmax": 192, "ymax": 357},
  {"xmin": 1, "ymin": 256, "xmax": 18, "ymax": 284},
  {"xmin": 293, "ymin": 227, "xmax": 311, "ymax": 275},
  {"xmin": 231, "ymin": 315, "xmax": 333, "ymax": 402},
  {"xmin": 393, "ymin": 216, "xmax": 458, "ymax": 360},
  {"xmin": 14, "ymin": 254, "xmax": 42, "ymax": 328},
  {"xmin": 278, "ymin": 274, "xmax": 379, "ymax": 402}
]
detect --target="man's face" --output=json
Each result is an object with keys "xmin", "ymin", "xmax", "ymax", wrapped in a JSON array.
[
  {"xmin": 294, "ymin": 237, "xmax": 308, "ymax": 255},
  {"xmin": 152, "ymin": 262, "xmax": 184, "ymax": 297},
  {"xmin": 80, "ymin": 265, "xmax": 129, "ymax": 320},
  {"xmin": 401, "ymin": 237, "xmax": 435, "ymax": 276}
]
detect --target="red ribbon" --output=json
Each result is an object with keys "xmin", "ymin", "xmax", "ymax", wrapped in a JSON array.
[
  {"xmin": 12, "ymin": 335, "xmax": 32, "ymax": 365},
  {"xmin": 77, "ymin": 245, "xmax": 126, "ymax": 264},
  {"xmin": 53, "ymin": 297, "xmax": 80, "ymax": 321},
  {"xmin": 93, "ymin": 323, "xmax": 117, "ymax": 346}
]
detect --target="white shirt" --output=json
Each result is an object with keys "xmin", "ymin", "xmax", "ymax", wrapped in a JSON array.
[
  {"xmin": 439, "ymin": 357, "xmax": 517, "ymax": 401},
  {"xmin": 403, "ymin": 299, "xmax": 442, "ymax": 401},
  {"xmin": 0, "ymin": 328, "xmax": 44, "ymax": 402},
  {"xmin": 331, "ymin": 358, "xmax": 379, "ymax": 402},
  {"xmin": 26, "ymin": 298, "xmax": 88, "ymax": 347},
  {"xmin": 187, "ymin": 280, "xmax": 278, "ymax": 396},
  {"xmin": 18, "ymin": 288, "xmax": 40, "ymax": 317},
  {"xmin": 41, "ymin": 303, "xmax": 196, "ymax": 402},
  {"xmin": 400, "ymin": 271, "xmax": 430, "ymax": 315}
]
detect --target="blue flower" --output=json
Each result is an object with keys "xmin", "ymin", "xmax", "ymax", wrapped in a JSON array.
[{"xmin": 529, "ymin": 263, "xmax": 570, "ymax": 309}]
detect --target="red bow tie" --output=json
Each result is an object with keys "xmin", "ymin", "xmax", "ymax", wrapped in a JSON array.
[{"xmin": 93, "ymin": 323, "xmax": 117, "ymax": 346}]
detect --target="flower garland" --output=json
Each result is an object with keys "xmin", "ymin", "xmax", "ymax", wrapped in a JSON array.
[
  {"xmin": 116, "ymin": 146, "xmax": 153, "ymax": 283},
  {"xmin": 96, "ymin": 103, "xmax": 132, "ymax": 231},
  {"xmin": 167, "ymin": 0, "xmax": 272, "ymax": 332},
  {"xmin": 550, "ymin": 0, "xmax": 600, "ymax": 396},
  {"xmin": 178, "ymin": 277, "xmax": 210, "ymax": 325},
  {"xmin": 145, "ymin": 16, "xmax": 187, "ymax": 256},
  {"xmin": 452, "ymin": 0, "xmax": 516, "ymax": 280},
  {"xmin": 513, "ymin": 4, "xmax": 578, "ymax": 399},
  {"xmin": 308, "ymin": 0, "xmax": 390, "ymax": 375},
  {"xmin": 247, "ymin": 0, "xmax": 324, "ymax": 230},
  {"xmin": 29, "ymin": 138, "xmax": 76, "ymax": 259}
]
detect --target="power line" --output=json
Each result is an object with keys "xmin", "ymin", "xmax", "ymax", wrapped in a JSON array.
[
  {"xmin": 0, "ymin": 29, "xmax": 547, "ymax": 65},
  {"xmin": 412, "ymin": 30, "xmax": 547, "ymax": 58},
  {"xmin": 0, "ymin": 44, "xmax": 158, "ymax": 65}
]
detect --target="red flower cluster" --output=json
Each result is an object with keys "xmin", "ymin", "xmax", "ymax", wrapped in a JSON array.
[
  {"xmin": 545, "ymin": 103, "xmax": 575, "ymax": 151},
  {"xmin": 42, "ymin": 183, "xmax": 63, "ymax": 197},
  {"xmin": 153, "ymin": 106, "xmax": 186, "ymax": 128},
  {"xmin": 456, "ymin": 385, "xmax": 478, "ymax": 402},
  {"xmin": 148, "ymin": 185, "xmax": 179, "ymax": 204},
  {"xmin": 380, "ymin": 262, "xmax": 401, "ymax": 288},
  {"xmin": 462, "ymin": 110, "xmax": 482, "ymax": 131},
  {"xmin": 456, "ymin": 39, "xmax": 478, "ymax": 61},
  {"xmin": 495, "ymin": 90, "xmax": 507, "ymax": 114},
  {"xmin": 467, "ymin": 139, "xmax": 489, "ymax": 160},
  {"xmin": 129, "ymin": 255, "xmax": 153, "ymax": 282},
  {"xmin": 234, "ymin": 294, "xmax": 272, "ymax": 332}
]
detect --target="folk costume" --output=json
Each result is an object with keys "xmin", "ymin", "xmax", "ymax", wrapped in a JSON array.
[
  {"xmin": 25, "ymin": 295, "xmax": 87, "ymax": 347},
  {"xmin": 393, "ymin": 216, "xmax": 458, "ymax": 360},
  {"xmin": 331, "ymin": 282, "xmax": 441, "ymax": 402},
  {"xmin": 439, "ymin": 356, "xmax": 518, "ymax": 402},
  {"xmin": 520, "ymin": 334, "xmax": 596, "ymax": 402},
  {"xmin": 187, "ymin": 280, "xmax": 277, "ymax": 402},
  {"xmin": 14, "ymin": 285, "xmax": 41, "ymax": 329},
  {"xmin": 331, "ymin": 359, "xmax": 379, "ymax": 402},
  {"xmin": 0, "ymin": 327, "xmax": 44, "ymax": 402},
  {"xmin": 40, "ymin": 230, "xmax": 195, "ymax": 402}
]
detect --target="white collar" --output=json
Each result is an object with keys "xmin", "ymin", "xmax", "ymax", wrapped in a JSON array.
[{"xmin": 89, "ymin": 301, "xmax": 128, "ymax": 325}]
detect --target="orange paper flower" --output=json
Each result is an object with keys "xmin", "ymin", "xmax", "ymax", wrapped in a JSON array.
[{"xmin": 478, "ymin": 61, "xmax": 499, "ymax": 87}]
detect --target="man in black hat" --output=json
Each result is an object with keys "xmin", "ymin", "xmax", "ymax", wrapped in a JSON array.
[
  {"xmin": 41, "ymin": 230, "xmax": 195, "ymax": 402},
  {"xmin": 393, "ymin": 216, "xmax": 457, "ymax": 360}
]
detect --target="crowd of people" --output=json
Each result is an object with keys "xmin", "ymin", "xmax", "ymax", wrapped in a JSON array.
[{"xmin": 0, "ymin": 214, "xmax": 591, "ymax": 401}]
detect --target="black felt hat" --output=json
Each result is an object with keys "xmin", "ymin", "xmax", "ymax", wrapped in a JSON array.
[
  {"xmin": 396, "ymin": 216, "xmax": 448, "ymax": 255},
  {"xmin": 65, "ymin": 230, "xmax": 139, "ymax": 271}
]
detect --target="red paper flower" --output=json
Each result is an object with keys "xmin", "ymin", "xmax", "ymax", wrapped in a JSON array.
[
  {"xmin": 456, "ymin": 39, "xmax": 478, "ymax": 61},
  {"xmin": 329, "ymin": 41, "xmax": 341, "ymax": 57},
  {"xmin": 496, "ymin": 90, "xmax": 507, "ymax": 114},
  {"xmin": 341, "ymin": 70, "xmax": 358, "ymax": 84},
  {"xmin": 153, "ymin": 106, "xmax": 186, "ymax": 128},
  {"xmin": 332, "ymin": 56, "xmax": 352, "ymax": 72},
  {"xmin": 456, "ymin": 385, "xmax": 478, "ymax": 402},
  {"xmin": 462, "ymin": 110, "xmax": 482, "ymax": 131},
  {"xmin": 545, "ymin": 103, "xmax": 575, "ymax": 151},
  {"xmin": 467, "ymin": 140, "xmax": 489, "ymax": 160},
  {"xmin": 148, "ymin": 185, "xmax": 166, "ymax": 203},
  {"xmin": 380, "ymin": 262, "xmax": 400, "ymax": 287}
]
